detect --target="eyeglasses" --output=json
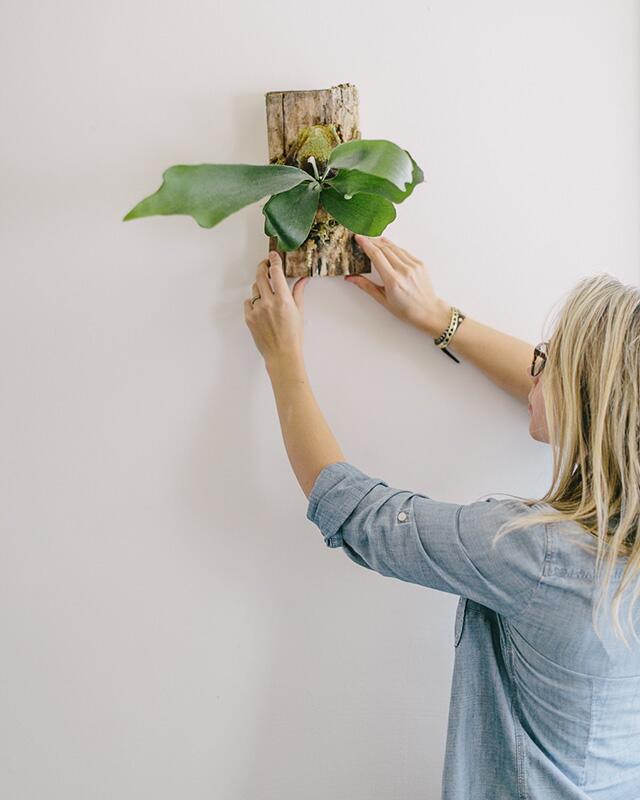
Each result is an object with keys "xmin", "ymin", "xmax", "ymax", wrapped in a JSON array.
[{"xmin": 531, "ymin": 341, "xmax": 549, "ymax": 377}]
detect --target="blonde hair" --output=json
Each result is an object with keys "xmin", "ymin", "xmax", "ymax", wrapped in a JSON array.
[{"xmin": 492, "ymin": 273, "xmax": 640, "ymax": 649}]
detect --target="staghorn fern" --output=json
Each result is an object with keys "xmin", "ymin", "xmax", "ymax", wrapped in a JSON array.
[{"xmin": 123, "ymin": 134, "xmax": 424, "ymax": 252}]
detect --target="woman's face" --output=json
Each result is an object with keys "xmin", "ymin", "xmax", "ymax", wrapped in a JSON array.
[{"xmin": 528, "ymin": 370, "xmax": 549, "ymax": 443}]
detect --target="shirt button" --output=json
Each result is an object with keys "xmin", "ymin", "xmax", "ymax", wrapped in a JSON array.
[{"xmin": 397, "ymin": 511, "xmax": 408, "ymax": 522}]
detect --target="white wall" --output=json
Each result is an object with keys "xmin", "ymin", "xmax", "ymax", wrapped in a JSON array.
[{"xmin": 1, "ymin": 1, "xmax": 638, "ymax": 797}]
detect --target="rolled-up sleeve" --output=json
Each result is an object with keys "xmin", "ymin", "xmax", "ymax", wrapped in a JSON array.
[{"xmin": 306, "ymin": 461, "xmax": 549, "ymax": 620}]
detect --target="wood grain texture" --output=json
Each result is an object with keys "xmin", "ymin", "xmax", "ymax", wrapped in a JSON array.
[{"xmin": 264, "ymin": 83, "xmax": 372, "ymax": 278}]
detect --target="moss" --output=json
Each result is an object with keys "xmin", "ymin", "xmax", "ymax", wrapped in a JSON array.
[{"xmin": 289, "ymin": 124, "xmax": 341, "ymax": 174}]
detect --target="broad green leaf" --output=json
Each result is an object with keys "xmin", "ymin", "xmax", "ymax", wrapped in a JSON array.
[
  {"xmin": 262, "ymin": 181, "xmax": 321, "ymax": 251},
  {"xmin": 326, "ymin": 140, "xmax": 414, "ymax": 192},
  {"xmin": 324, "ymin": 151, "xmax": 424, "ymax": 204},
  {"xmin": 319, "ymin": 186, "xmax": 396, "ymax": 235},
  {"xmin": 123, "ymin": 164, "xmax": 315, "ymax": 228},
  {"xmin": 409, "ymin": 153, "xmax": 425, "ymax": 186},
  {"xmin": 263, "ymin": 213, "xmax": 279, "ymax": 238}
]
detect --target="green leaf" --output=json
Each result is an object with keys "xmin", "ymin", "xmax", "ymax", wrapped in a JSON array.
[
  {"xmin": 263, "ymin": 213, "xmax": 279, "ymax": 239},
  {"xmin": 319, "ymin": 186, "xmax": 396, "ymax": 235},
  {"xmin": 326, "ymin": 140, "xmax": 415, "ymax": 192},
  {"xmin": 123, "ymin": 164, "xmax": 315, "ymax": 228},
  {"xmin": 409, "ymin": 153, "xmax": 425, "ymax": 187},
  {"xmin": 262, "ymin": 181, "xmax": 321, "ymax": 251},
  {"xmin": 324, "ymin": 150, "xmax": 424, "ymax": 204}
]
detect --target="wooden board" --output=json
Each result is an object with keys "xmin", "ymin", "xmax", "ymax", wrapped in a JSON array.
[{"xmin": 264, "ymin": 83, "xmax": 372, "ymax": 278}]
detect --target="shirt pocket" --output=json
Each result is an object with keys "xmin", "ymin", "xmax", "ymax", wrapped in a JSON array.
[{"xmin": 454, "ymin": 596, "xmax": 468, "ymax": 647}]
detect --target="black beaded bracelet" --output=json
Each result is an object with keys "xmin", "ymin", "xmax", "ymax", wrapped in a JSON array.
[{"xmin": 434, "ymin": 306, "xmax": 465, "ymax": 364}]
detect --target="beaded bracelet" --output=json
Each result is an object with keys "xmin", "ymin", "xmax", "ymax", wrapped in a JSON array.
[{"xmin": 434, "ymin": 306, "xmax": 465, "ymax": 363}]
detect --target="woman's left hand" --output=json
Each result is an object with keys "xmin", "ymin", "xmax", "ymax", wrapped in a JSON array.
[{"xmin": 243, "ymin": 250, "xmax": 310, "ymax": 365}]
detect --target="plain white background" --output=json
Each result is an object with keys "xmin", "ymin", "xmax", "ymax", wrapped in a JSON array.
[{"xmin": 1, "ymin": 1, "xmax": 638, "ymax": 797}]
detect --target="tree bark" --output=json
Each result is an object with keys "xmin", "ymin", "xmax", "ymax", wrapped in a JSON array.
[{"xmin": 264, "ymin": 82, "xmax": 372, "ymax": 278}]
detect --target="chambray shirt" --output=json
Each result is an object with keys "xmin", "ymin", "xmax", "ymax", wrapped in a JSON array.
[{"xmin": 306, "ymin": 461, "xmax": 640, "ymax": 800}]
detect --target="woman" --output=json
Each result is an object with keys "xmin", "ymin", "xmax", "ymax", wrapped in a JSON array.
[{"xmin": 243, "ymin": 233, "xmax": 640, "ymax": 799}]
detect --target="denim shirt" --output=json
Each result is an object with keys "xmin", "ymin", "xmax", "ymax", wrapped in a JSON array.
[{"xmin": 306, "ymin": 461, "xmax": 640, "ymax": 800}]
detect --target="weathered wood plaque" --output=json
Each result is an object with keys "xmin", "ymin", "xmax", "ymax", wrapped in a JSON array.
[{"xmin": 264, "ymin": 82, "xmax": 372, "ymax": 278}]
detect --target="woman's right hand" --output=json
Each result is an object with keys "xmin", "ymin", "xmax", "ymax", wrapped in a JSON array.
[{"xmin": 345, "ymin": 234, "xmax": 450, "ymax": 337}]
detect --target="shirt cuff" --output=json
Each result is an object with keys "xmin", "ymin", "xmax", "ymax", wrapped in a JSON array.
[{"xmin": 306, "ymin": 461, "xmax": 388, "ymax": 548}]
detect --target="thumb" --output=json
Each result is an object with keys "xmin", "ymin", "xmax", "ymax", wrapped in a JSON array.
[
  {"xmin": 344, "ymin": 275, "xmax": 386, "ymax": 305},
  {"xmin": 292, "ymin": 276, "xmax": 309, "ymax": 310}
]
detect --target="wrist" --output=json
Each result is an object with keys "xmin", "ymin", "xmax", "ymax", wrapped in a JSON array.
[
  {"xmin": 265, "ymin": 350, "xmax": 306, "ymax": 378},
  {"xmin": 422, "ymin": 298, "xmax": 453, "ymax": 338}
]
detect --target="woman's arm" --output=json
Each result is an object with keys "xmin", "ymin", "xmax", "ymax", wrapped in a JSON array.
[
  {"xmin": 422, "ymin": 298, "xmax": 536, "ymax": 405},
  {"xmin": 266, "ymin": 353, "xmax": 345, "ymax": 499},
  {"xmin": 347, "ymin": 236, "xmax": 536, "ymax": 406}
]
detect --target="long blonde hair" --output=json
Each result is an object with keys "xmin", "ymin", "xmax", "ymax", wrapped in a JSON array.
[{"xmin": 492, "ymin": 273, "xmax": 640, "ymax": 649}]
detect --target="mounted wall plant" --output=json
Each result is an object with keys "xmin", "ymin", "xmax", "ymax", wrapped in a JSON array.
[{"xmin": 123, "ymin": 83, "xmax": 424, "ymax": 277}]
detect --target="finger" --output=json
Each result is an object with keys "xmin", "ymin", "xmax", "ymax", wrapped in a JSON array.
[
  {"xmin": 377, "ymin": 239, "xmax": 413, "ymax": 271},
  {"xmin": 380, "ymin": 236, "xmax": 421, "ymax": 266},
  {"xmin": 255, "ymin": 260, "xmax": 275, "ymax": 298},
  {"xmin": 354, "ymin": 234, "xmax": 395, "ymax": 282},
  {"xmin": 292, "ymin": 276, "xmax": 309, "ymax": 310},
  {"xmin": 344, "ymin": 274, "xmax": 387, "ymax": 306},
  {"xmin": 266, "ymin": 250, "xmax": 289, "ymax": 294}
]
